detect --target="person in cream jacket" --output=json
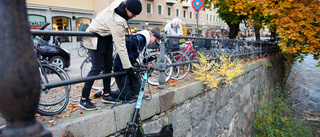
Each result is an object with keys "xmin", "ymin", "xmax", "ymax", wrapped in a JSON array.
[{"xmin": 80, "ymin": 0, "xmax": 142, "ymax": 110}]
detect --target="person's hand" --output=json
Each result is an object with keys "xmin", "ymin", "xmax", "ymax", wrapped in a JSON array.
[
  {"xmin": 125, "ymin": 67, "xmax": 136, "ymax": 78},
  {"xmin": 143, "ymin": 55, "xmax": 158, "ymax": 63}
]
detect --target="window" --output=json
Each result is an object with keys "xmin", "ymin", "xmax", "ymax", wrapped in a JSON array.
[
  {"xmin": 158, "ymin": 4, "xmax": 163, "ymax": 16},
  {"xmin": 52, "ymin": 16, "xmax": 72, "ymax": 42},
  {"xmin": 210, "ymin": 15, "xmax": 212, "ymax": 22},
  {"xmin": 189, "ymin": 11, "xmax": 193, "ymax": 19},
  {"xmin": 76, "ymin": 18, "xmax": 91, "ymax": 42},
  {"xmin": 176, "ymin": 8, "xmax": 180, "ymax": 17},
  {"xmin": 28, "ymin": 15, "xmax": 46, "ymax": 30},
  {"xmin": 206, "ymin": 14, "xmax": 208, "ymax": 21},
  {"xmin": 147, "ymin": 2, "xmax": 152, "ymax": 14},
  {"xmin": 200, "ymin": 13, "xmax": 203, "ymax": 20},
  {"xmin": 167, "ymin": 6, "xmax": 172, "ymax": 16},
  {"xmin": 183, "ymin": 10, "xmax": 187, "ymax": 18}
]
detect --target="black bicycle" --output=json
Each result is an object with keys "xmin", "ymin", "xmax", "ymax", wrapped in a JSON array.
[
  {"xmin": 77, "ymin": 39, "xmax": 88, "ymax": 57},
  {"xmin": 32, "ymin": 23, "xmax": 70, "ymax": 116}
]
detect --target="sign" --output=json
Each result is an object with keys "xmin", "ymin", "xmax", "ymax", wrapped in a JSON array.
[
  {"xmin": 28, "ymin": 15, "xmax": 46, "ymax": 30},
  {"xmin": 192, "ymin": 0, "xmax": 204, "ymax": 11}
]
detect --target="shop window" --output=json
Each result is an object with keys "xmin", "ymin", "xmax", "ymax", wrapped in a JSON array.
[
  {"xmin": 28, "ymin": 15, "xmax": 46, "ymax": 29},
  {"xmin": 76, "ymin": 18, "xmax": 91, "ymax": 42},
  {"xmin": 52, "ymin": 16, "xmax": 72, "ymax": 42}
]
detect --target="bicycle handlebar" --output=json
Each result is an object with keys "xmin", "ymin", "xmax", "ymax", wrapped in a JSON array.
[
  {"xmin": 134, "ymin": 64, "xmax": 165, "ymax": 72},
  {"xmin": 39, "ymin": 23, "xmax": 50, "ymax": 30},
  {"xmin": 149, "ymin": 65, "xmax": 166, "ymax": 72}
]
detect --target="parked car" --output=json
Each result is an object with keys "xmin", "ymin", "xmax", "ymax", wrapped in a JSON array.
[{"xmin": 37, "ymin": 43, "xmax": 71, "ymax": 69}]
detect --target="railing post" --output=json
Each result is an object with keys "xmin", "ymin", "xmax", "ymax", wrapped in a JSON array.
[
  {"xmin": 260, "ymin": 41, "xmax": 262, "ymax": 58},
  {"xmin": 0, "ymin": 0, "xmax": 52, "ymax": 136},
  {"xmin": 219, "ymin": 36, "xmax": 223, "ymax": 55},
  {"xmin": 235, "ymin": 38, "xmax": 239, "ymax": 58},
  {"xmin": 157, "ymin": 29, "xmax": 166, "ymax": 89}
]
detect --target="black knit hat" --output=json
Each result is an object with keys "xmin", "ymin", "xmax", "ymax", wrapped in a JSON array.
[{"xmin": 126, "ymin": 0, "xmax": 142, "ymax": 15}]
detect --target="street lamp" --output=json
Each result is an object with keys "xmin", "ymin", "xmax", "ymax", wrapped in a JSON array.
[{"xmin": 144, "ymin": 22, "xmax": 149, "ymax": 29}]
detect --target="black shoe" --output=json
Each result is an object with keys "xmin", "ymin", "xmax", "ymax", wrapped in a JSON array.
[
  {"xmin": 102, "ymin": 95, "xmax": 122, "ymax": 104},
  {"xmin": 93, "ymin": 90, "xmax": 103, "ymax": 98},
  {"xmin": 79, "ymin": 99, "xmax": 98, "ymax": 110}
]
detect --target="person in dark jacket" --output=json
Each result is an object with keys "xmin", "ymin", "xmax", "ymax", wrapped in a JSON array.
[
  {"xmin": 111, "ymin": 29, "xmax": 161, "ymax": 101},
  {"xmin": 79, "ymin": 0, "xmax": 143, "ymax": 111},
  {"xmin": 42, "ymin": 27, "xmax": 51, "ymax": 45}
]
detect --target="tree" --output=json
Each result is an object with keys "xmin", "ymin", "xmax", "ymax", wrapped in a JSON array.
[{"xmin": 259, "ymin": 0, "xmax": 320, "ymax": 66}]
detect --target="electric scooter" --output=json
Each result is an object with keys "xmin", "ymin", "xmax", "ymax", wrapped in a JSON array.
[{"xmin": 124, "ymin": 65, "xmax": 173, "ymax": 137}]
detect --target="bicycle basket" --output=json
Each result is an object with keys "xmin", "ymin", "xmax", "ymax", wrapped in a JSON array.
[
  {"xmin": 192, "ymin": 39, "xmax": 205, "ymax": 49},
  {"xmin": 167, "ymin": 38, "xmax": 180, "ymax": 51}
]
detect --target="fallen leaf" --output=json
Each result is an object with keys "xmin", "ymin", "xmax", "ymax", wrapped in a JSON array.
[
  {"xmin": 47, "ymin": 122, "xmax": 56, "ymax": 127},
  {"xmin": 47, "ymin": 120, "xmax": 55, "ymax": 123}
]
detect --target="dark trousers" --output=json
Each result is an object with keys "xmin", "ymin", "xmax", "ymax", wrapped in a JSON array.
[
  {"xmin": 81, "ymin": 35, "xmax": 113, "ymax": 99},
  {"xmin": 114, "ymin": 68, "xmax": 140, "ymax": 100}
]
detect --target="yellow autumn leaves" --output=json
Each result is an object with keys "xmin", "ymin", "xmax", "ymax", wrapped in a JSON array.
[{"xmin": 192, "ymin": 52, "xmax": 244, "ymax": 89}]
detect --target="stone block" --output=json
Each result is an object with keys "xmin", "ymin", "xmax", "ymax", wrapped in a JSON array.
[
  {"xmin": 50, "ymin": 109, "xmax": 116, "ymax": 137},
  {"xmin": 173, "ymin": 81, "xmax": 203, "ymax": 106},
  {"xmin": 159, "ymin": 90, "xmax": 175, "ymax": 112},
  {"xmin": 114, "ymin": 103, "xmax": 135, "ymax": 131}
]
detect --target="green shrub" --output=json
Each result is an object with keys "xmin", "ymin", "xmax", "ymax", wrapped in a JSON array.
[{"xmin": 253, "ymin": 85, "xmax": 312, "ymax": 137}]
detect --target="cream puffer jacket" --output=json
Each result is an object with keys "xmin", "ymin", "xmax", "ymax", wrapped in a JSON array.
[{"xmin": 84, "ymin": 0, "xmax": 132, "ymax": 69}]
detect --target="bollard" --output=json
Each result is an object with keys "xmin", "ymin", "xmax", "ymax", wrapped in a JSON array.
[
  {"xmin": 0, "ymin": 0, "xmax": 52, "ymax": 136},
  {"xmin": 157, "ymin": 29, "xmax": 166, "ymax": 89}
]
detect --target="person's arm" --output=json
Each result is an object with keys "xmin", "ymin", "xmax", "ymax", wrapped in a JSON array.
[
  {"xmin": 164, "ymin": 23, "xmax": 171, "ymax": 35},
  {"xmin": 109, "ymin": 22, "xmax": 132, "ymax": 69},
  {"xmin": 178, "ymin": 24, "xmax": 183, "ymax": 36}
]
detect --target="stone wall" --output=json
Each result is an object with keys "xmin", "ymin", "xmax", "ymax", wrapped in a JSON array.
[
  {"xmin": 48, "ymin": 54, "xmax": 286, "ymax": 137},
  {"xmin": 141, "ymin": 54, "xmax": 286, "ymax": 137}
]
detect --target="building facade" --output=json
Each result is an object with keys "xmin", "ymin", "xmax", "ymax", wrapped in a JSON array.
[{"xmin": 26, "ymin": 0, "xmax": 228, "ymax": 49}]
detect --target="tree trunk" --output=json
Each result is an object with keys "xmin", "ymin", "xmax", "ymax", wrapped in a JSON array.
[
  {"xmin": 271, "ymin": 31, "xmax": 276, "ymax": 42},
  {"xmin": 227, "ymin": 22, "xmax": 240, "ymax": 39},
  {"xmin": 255, "ymin": 27, "xmax": 261, "ymax": 41}
]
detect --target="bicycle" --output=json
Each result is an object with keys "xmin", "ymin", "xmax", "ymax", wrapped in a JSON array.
[
  {"xmin": 144, "ymin": 51, "xmax": 173, "ymax": 86},
  {"xmin": 80, "ymin": 47, "xmax": 117, "ymax": 90},
  {"xmin": 37, "ymin": 58, "xmax": 70, "ymax": 116},
  {"xmin": 147, "ymin": 39, "xmax": 190, "ymax": 81},
  {"xmin": 181, "ymin": 40, "xmax": 216, "ymax": 71},
  {"xmin": 77, "ymin": 39, "xmax": 88, "ymax": 57},
  {"xmin": 123, "ymin": 65, "xmax": 173, "ymax": 137},
  {"xmin": 32, "ymin": 23, "xmax": 71, "ymax": 116}
]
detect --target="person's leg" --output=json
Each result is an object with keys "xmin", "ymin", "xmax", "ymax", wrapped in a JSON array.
[
  {"xmin": 81, "ymin": 37, "xmax": 106, "ymax": 100},
  {"xmin": 79, "ymin": 48, "xmax": 105, "ymax": 110},
  {"xmin": 102, "ymin": 36, "xmax": 113, "ymax": 95},
  {"xmin": 129, "ymin": 74, "xmax": 141, "ymax": 98},
  {"xmin": 113, "ymin": 75, "xmax": 132, "ymax": 100}
]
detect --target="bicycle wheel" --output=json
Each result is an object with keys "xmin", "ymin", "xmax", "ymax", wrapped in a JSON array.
[
  {"xmin": 170, "ymin": 51, "xmax": 190, "ymax": 80},
  {"xmin": 80, "ymin": 56, "xmax": 116, "ymax": 87},
  {"xmin": 146, "ymin": 53, "xmax": 173, "ymax": 86},
  {"xmin": 49, "ymin": 63, "xmax": 71, "ymax": 90},
  {"xmin": 78, "ymin": 46, "xmax": 87, "ymax": 57},
  {"xmin": 37, "ymin": 64, "xmax": 69, "ymax": 116}
]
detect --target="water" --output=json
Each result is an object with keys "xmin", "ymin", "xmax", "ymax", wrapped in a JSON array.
[{"xmin": 285, "ymin": 55, "xmax": 320, "ymax": 136}]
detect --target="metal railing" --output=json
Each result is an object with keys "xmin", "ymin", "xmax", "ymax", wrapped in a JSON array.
[{"xmin": 31, "ymin": 29, "xmax": 280, "ymax": 89}]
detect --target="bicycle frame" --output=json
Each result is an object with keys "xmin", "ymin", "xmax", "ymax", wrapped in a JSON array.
[
  {"xmin": 163, "ymin": 43, "xmax": 185, "ymax": 63},
  {"xmin": 181, "ymin": 41, "xmax": 197, "ymax": 60},
  {"xmin": 124, "ymin": 68, "xmax": 173, "ymax": 137}
]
